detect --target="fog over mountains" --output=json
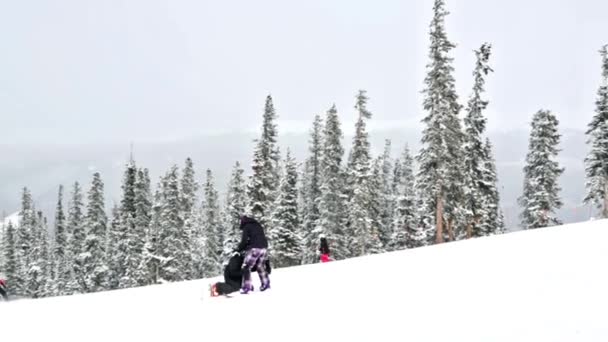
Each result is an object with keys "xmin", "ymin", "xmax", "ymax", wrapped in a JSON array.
[{"xmin": 0, "ymin": 126, "xmax": 593, "ymax": 231}]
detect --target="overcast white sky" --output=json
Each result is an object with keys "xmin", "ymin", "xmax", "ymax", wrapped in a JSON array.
[{"xmin": 1, "ymin": 0, "xmax": 606, "ymax": 145}]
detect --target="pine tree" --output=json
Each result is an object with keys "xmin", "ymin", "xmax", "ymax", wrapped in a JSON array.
[
  {"xmin": 14, "ymin": 187, "xmax": 35, "ymax": 296},
  {"xmin": 584, "ymin": 44, "xmax": 608, "ymax": 218},
  {"xmin": 26, "ymin": 211, "xmax": 50, "ymax": 298},
  {"xmin": 52, "ymin": 185, "xmax": 68, "ymax": 296},
  {"xmin": 248, "ymin": 95, "xmax": 281, "ymax": 226},
  {"xmin": 157, "ymin": 166, "xmax": 186, "ymax": 282},
  {"xmin": 391, "ymin": 145, "xmax": 424, "ymax": 249},
  {"xmin": 66, "ymin": 182, "xmax": 86, "ymax": 293},
  {"xmin": 346, "ymin": 90, "xmax": 374, "ymax": 257},
  {"xmin": 107, "ymin": 205, "xmax": 122, "ymax": 289},
  {"xmin": 416, "ymin": 0, "xmax": 465, "ymax": 244},
  {"xmin": 519, "ymin": 109, "xmax": 564, "ymax": 229},
  {"xmin": 367, "ymin": 158, "xmax": 385, "ymax": 255},
  {"xmin": 301, "ymin": 114, "xmax": 324, "ymax": 264},
  {"xmin": 221, "ymin": 162, "xmax": 247, "ymax": 263},
  {"xmin": 118, "ymin": 160, "xmax": 138, "ymax": 288},
  {"xmin": 181, "ymin": 158, "xmax": 199, "ymax": 216},
  {"xmin": 2, "ymin": 222, "xmax": 17, "ymax": 291},
  {"xmin": 318, "ymin": 105, "xmax": 348, "ymax": 260},
  {"xmin": 180, "ymin": 160, "xmax": 198, "ymax": 281},
  {"xmin": 269, "ymin": 150, "xmax": 302, "ymax": 267},
  {"xmin": 82, "ymin": 173, "xmax": 108, "ymax": 292},
  {"xmin": 201, "ymin": 169, "xmax": 222, "ymax": 277},
  {"xmin": 378, "ymin": 140, "xmax": 395, "ymax": 248},
  {"xmin": 480, "ymin": 138, "xmax": 504, "ymax": 235},
  {"xmin": 462, "ymin": 43, "xmax": 495, "ymax": 238}
]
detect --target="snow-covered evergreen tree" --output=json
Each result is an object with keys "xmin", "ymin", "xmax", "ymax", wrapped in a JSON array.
[
  {"xmin": 52, "ymin": 185, "xmax": 68, "ymax": 296},
  {"xmin": 416, "ymin": 0, "xmax": 465, "ymax": 244},
  {"xmin": 248, "ymin": 95, "xmax": 281, "ymax": 226},
  {"xmin": 367, "ymin": 158, "xmax": 385, "ymax": 255},
  {"xmin": 346, "ymin": 90, "xmax": 374, "ymax": 257},
  {"xmin": 301, "ymin": 114, "xmax": 324, "ymax": 264},
  {"xmin": 107, "ymin": 205, "xmax": 122, "ymax": 289},
  {"xmin": 118, "ymin": 160, "xmax": 138, "ymax": 288},
  {"xmin": 519, "ymin": 109, "xmax": 564, "ymax": 229},
  {"xmin": 480, "ymin": 138, "xmax": 504, "ymax": 235},
  {"xmin": 391, "ymin": 145, "xmax": 423, "ymax": 249},
  {"xmin": 157, "ymin": 166, "xmax": 186, "ymax": 282},
  {"xmin": 318, "ymin": 105, "xmax": 348, "ymax": 260},
  {"xmin": 201, "ymin": 169, "xmax": 222, "ymax": 277},
  {"xmin": 221, "ymin": 162, "xmax": 247, "ymax": 263},
  {"xmin": 82, "ymin": 172, "xmax": 108, "ymax": 292},
  {"xmin": 2, "ymin": 222, "xmax": 17, "ymax": 291},
  {"xmin": 181, "ymin": 158, "xmax": 199, "ymax": 216},
  {"xmin": 15, "ymin": 187, "xmax": 35, "ymax": 296},
  {"xmin": 584, "ymin": 44, "xmax": 608, "ymax": 218},
  {"xmin": 269, "ymin": 150, "xmax": 302, "ymax": 267},
  {"xmin": 66, "ymin": 182, "xmax": 85, "ymax": 293},
  {"xmin": 462, "ymin": 43, "xmax": 495, "ymax": 238},
  {"xmin": 26, "ymin": 211, "xmax": 50, "ymax": 298},
  {"xmin": 378, "ymin": 140, "xmax": 395, "ymax": 248}
]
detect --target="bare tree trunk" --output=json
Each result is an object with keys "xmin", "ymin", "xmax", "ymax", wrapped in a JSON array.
[
  {"xmin": 435, "ymin": 191, "xmax": 444, "ymax": 244},
  {"xmin": 603, "ymin": 180, "xmax": 608, "ymax": 219},
  {"xmin": 447, "ymin": 218, "xmax": 455, "ymax": 241},
  {"xmin": 466, "ymin": 222, "xmax": 473, "ymax": 239}
]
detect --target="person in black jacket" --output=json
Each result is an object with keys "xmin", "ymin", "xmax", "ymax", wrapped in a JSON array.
[{"xmin": 235, "ymin": 215, "xmax": 270, "ymax": 294}]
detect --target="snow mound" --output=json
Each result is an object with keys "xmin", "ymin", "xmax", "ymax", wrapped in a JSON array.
[{"xmin": 3, "ymin": 219, "xmax": 607, "ymax": 342}]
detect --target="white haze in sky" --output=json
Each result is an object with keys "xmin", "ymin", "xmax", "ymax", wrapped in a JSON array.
[{"xmin": 1, "ymin": 0, "xmax": 607, "ymax": 144}]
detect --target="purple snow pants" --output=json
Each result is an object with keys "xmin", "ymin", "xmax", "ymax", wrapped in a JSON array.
[{"xmin": 241, "ymin": 248, "xmax": 269, "ymax": 290}]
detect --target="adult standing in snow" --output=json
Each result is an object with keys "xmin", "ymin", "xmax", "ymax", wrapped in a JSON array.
[
  {"xmin": 319, "ymin": 235, "xmax": 332, "ymax": 263},
  {"xmin": 235, "ymin": 215, "xmax": 270, "ymax": 293}
]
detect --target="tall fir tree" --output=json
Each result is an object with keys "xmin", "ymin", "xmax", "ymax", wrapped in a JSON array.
[
  {"xmin": 248, "ymin": 95, "xmax": 281, "ymax": 226},
  {"xmin": 346, "ymin": 90, "xmax": 374, "ymax": 257},
  {"xmin": 15, "ymin": 187, "xmax": 35, "ymax": 296},
  {"xmin": 462, "ymin": 43, "xmax": 495, "ymax": 238},
  {"xmin": 52, "ymin": 185, "xmax": 68, "ymax": 296},
  {"xmin": 180, "ymin": 160, "xmax": 198, "ymax": 280},
  {"xmin": 367, "ymin": 158, "xmax": 385, "ymax": 255},
  {"xmin": 391, "ymin": 145, "xmax": 424, "ymax": 249},
  {"xmin": 519, "ymin": 110, "xmax": 564, "ymax": 229},
  {"xmin": 201, "ymin": 169, "xmax": 222, "ymax": 277},
  {"xmin": 118, "ymin": 160, "xmax": 138, "ymax": 288},
  {"xmin": 584, "ymin": 44, "xmax": 608, "ymax": 218},
  {"xmin": 180, "ymin": 158, "xmax": 199, "ymax": 217},
  {"xmin": 121, "ymin": 168, "xmax": 153, "ymax": 287},
  {"xmin": 25, "ymin": 211, "xmax": 48, "ymax": 298},
  {"xmin": 2, "ymin": 222, "xmax": 17, "ymax": 292},
  {"xmin": 480, "ymin": 138, "xmax": 505, "ymax": 235},
  {"xmin": 82, "ymin": 173, "xmax": 108, "ymax": 292},
  {"xmin": 416, "ymin": 0, "xmax": 465, "ymax": 244},
  {"xmin": 378, "ymin": 140, "xmax": 395, "ymax": 248},
  {"xmin": 301, "ymin": 114, "xmax": 324, "ymax": 264},
  {"xmin": 66, "ymin": 182, "xmax": 86, "ymax": 293},
  {"xmin": 221, "ymin": 162, "xmax": 247, "ymax": 263},
  {"xmin": 107, "ymin": 205, "xmax": 122, "ymax": 289},
  {"xmin": 157, "ymin": 166, "xmax": 186, "ymax": 282},
  {"xmin": 318, "ymin": 105, "xmax": 348, "ymax": 260},
  {"xmin": 269, "ymin": 150, "xmax": 302, "ymax": 267}
]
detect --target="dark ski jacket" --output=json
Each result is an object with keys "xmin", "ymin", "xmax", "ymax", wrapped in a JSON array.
[
  {"xmin": 236, "ymin": 216, "xmax": 268, "ymax": 252},
  {"xmin": 319, "ymin": 237, "xmax": 330, "ymax": 255}
]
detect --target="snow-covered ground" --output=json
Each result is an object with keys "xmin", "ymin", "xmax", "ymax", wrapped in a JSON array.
[{"xmin": 3, "ymin": 219, "xmax": 607, "ymax": 341}]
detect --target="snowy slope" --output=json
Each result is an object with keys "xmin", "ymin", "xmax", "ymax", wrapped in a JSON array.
[{"xmin": 4, "ymin": 220, "xmax": 608, "ymax": 342}]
